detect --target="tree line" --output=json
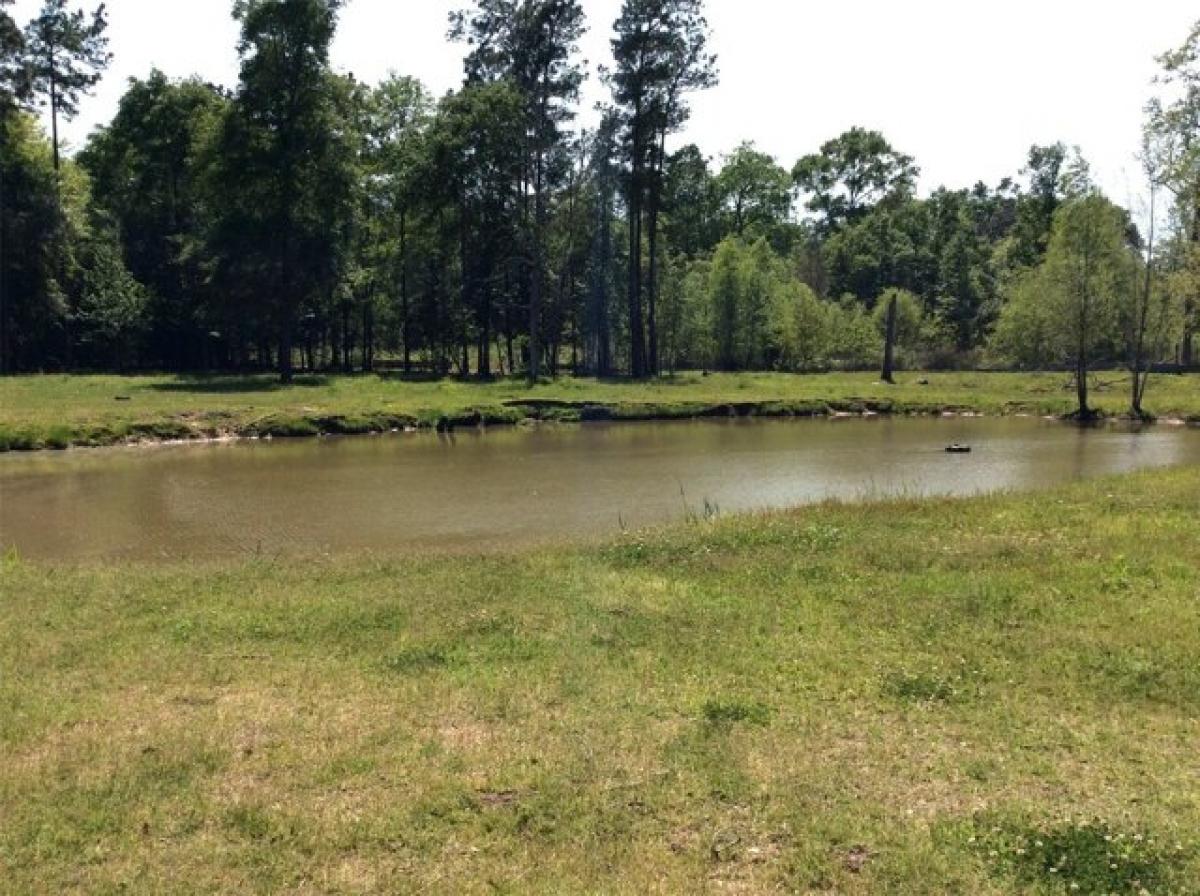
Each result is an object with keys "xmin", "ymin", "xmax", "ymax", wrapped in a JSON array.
[{"xmin": 2, "ymin": 0, "xmax": 1197, "ymax": 409}]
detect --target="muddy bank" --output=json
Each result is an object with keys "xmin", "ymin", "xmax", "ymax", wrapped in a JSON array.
[{"xmin": 2, "ymin": 397, "xmax": 1197, "ymax": 452}]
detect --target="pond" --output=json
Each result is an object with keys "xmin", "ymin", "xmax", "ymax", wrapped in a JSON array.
[{"xmin": 1, "ymin": 416, "xmax": 1197, "ymax": 562}]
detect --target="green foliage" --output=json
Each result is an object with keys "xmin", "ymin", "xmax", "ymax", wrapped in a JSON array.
[
  {"xmin": 768, "ymin": 279, "xmax": 826, "ymax": 371},
  {"xmin": 209, "ymin": 0, "xmax": 355, "ymax": 381},
  {"xmin": 608, "ymin": 0, "xmax": 718, "ymax": 377},
  {"xmin": 708, "ymin": 237, "xmax": 748, "ymax": 369},
  {"xmin": 0, "ymin": 112, "xmax": 68, "ymax": 370},
  {"xmin": 664, "ymin": 236, "xmax": 903, "ymax": 372},
  {"xmin": 2, "ymin": 6, "xmax": 1194, "ymax": 383},
  {"xmin": 715, "ymin": 141, "xmax": 793, "ymax": 238},
  {"xmin": 824, "ymin": 298, "xmax": 881, "ymax": 368},
  {"xmin": 994, "ymin": 193, "xmax": 1130, "ymax": 404},
  {"xmin": 663, "ymin": 143, "xmax": 722, "ymax": 258},
  {"xmin": 79, "ymin": 71, "xmax": 228, "ymax": 368},
  {"xmin": 75, "ymin": 239, "xmax": 148, "ymax": 368},
  {"xmin": 1145, "ymin": 20, "xmax": 1200, "ymax": 368},
  {"xmin": 0, "ymin": 0, "xmax": 28, "ymax": 110},
  {"xmin": 701, "ymin": 236, "xmax": 887, "ymax": 371},
  {"xmin": 793, "ymin": 127, "xmax": 918, "ymax": 232},
  {"xmin": 22, "ymin": 0, "xmax": 110, "ymax": 168},
  {"xmin": 990, "ymin": 269, "xmax": 1058, "ymax": 369},
  {"xmin": 1010, "ymin": 142, "xmax": 1069, "ymax": 268}
]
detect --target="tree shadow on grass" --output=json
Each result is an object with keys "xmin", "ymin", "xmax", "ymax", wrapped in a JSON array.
[{"xmin": 148, "ymin": 374, "xmax": 330, "ymax": 394}]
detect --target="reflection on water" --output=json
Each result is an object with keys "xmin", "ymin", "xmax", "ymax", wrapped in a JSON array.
[{"xmin": 1, "ymin": 416, "xmax": 1196, "ymax": 561}]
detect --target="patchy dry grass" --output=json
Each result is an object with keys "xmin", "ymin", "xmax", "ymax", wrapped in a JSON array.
[
  {"xmin": 1, "ymin": 467, "xmax": 1198, "ymax": 892},
  {"xmin": 2, "ymin": 370, "xmax": 1198, "ymax": 450}
]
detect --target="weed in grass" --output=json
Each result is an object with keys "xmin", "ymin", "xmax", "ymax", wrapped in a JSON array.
[
  {"xmin": 0, "ymin": 426, "xmax": 37, "ymax": 451},
  {"xmin": 170, "ymin": 617, "xmax": 199, "ymax": 643},
  {"xmin": 701, "ymin": 698, "xmax": 772, "ymax": 727},
  {"xmin": 312, "ymin": 414, "xmax": 379, "ymax": 435},
  {"xmin": 534, "ymin": 406, "xmax": 583, "ymax": 423},
  {"xmin": 967, "ymin": 814, "xmax": 1191, "ymax": 895},
  {"xmin": 43, "ymin": 425, "xmax": 71, "ymax": 449},
  {"xmin": 250, "ymin": 415, "xmax": 321, "ymax": 438},
  {"xmin": 224, "ymin": 804, "xmax": 275, "ymax": 841},
  {"xmin": 476, "ymin": 405, "xmax": 525, "ymax": 426},
  {"xmin": 679, "ymin": 483, "xmax": 722, "ymax": 524},
  {"xmin": 1079, "ymin": 646, "xmax": 1199, "ymax": 707},
  {"xmin": 128, "ymin": 420, "xmax": 195, "ymax": 441},
  {"xmin": 381, "ymin": 646, "xmax": 454, "ymax": 674},
  {"xmin": 75, "ymin": 422, "xmax": 125, "ymax": 446},
  {"xmin": 881, "ymin": 668, "xmax": 960, "ymax": 704},
  {"xmin": 1097, "ymin": 554, "xmax": 1160, "ymax": 594},
  {"xmin": 801, "ymin": 523, "xmax": 845, "ymax": 550}
]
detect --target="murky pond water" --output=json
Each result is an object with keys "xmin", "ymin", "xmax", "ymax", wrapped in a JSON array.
[{"xmin": 1, "ymin": 416, "xmax": 1197, "ymax": 561}]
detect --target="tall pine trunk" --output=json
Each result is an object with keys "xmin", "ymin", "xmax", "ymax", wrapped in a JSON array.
[
  {"xmin": 528, "ymin": 119, "xmax": 549, "ymax": 384},
  {"xmin": 279, "ymin": 318, "xmax": 294, "ymax": 384},
  {"xmin": 48, "ymin": 55, "xmax": 60, "ymax": 175},
  {"xmin": 646, "ymin": 131, "xmax": 667, "ymax": 376},
  {"xmin": 278, "ymin": 252, "xmax": 294, "ymax": 383},
  {"xmin": 627, "ymin": 133, "xmax": 646, "ymax": 378},
  {"xmin": 362, "ymin": 300, "xmax": 374, "ymax": 372},
  {"xmin": 341, "ymin": 302, "xmax": 351, "ymax": 372},
  {"xmin": 479, "ymin": 286, "xmax": 492, "ymax": 379},
  {"xmin": 399, "ymin": 209, "xmax": 411, "ymax": 375},
  {"xmin": 588, "ymin": 162, "xmax": 613, "ymax": 377}
]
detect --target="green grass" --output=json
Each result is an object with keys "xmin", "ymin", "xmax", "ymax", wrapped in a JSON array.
[
  {"xmin": 2, "ymin": 370, "xmax": 1198, "ymax": 449},
  {"xmin": 2, "ymin": 466, "xmax": 1198, "ymax": 892}
]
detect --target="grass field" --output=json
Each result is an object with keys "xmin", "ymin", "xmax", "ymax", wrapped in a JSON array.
[
  {"xmin": 2, "ymin": 466, "xmax": 1198, "ymax": 893},
  {"xmin": 2, "ymin": 370, "xmax": 1198, "ymax": 450}
]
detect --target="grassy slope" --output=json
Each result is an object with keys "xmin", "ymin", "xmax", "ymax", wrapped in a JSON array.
[
  {"xmin": 2, "ymin": 467, "xmax": 1198, "ymax": 893},
  {"xmin": 2, "ymin": 370, "xmax": 1198, "ymax": 449}
]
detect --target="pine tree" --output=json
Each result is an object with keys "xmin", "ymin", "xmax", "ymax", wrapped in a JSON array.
[{"xmin": 23, "ymin": 0, "xmax": 110, "ymax": 172}]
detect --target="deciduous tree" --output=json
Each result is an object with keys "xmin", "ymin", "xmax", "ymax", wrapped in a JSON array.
[
  {"xmin": 715, "ymin": 141, "xmax": 793, "ymax": 238},
  {"xmin": 1035, "ymin": 194, "xmax": 1129, "ymax": 417},
  {"xmin": 793, "ymin": 128, "xmax": 917, "ymax": 234}
]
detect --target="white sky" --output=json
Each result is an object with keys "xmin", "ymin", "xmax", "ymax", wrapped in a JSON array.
[{"xmin": 12, "ymin": 0, "xmax": 1197, "ymax": 204}]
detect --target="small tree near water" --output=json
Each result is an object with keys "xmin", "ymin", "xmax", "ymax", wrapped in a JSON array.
[
  {"xmin": 997, "ymin": 193, "xmax": 1127, "ymax": 418},
  {"xmin": 1047, "ymin": 195, "xmax": 1130, "ymax": 417}
]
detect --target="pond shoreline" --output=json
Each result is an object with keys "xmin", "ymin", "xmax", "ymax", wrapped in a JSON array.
[
  {"xmin": 2, "ymin": 395, "xmax": 1198, "ymax": 453},
  {"xmin": 5, "ymin": 370, "xmax": 1200, "ymax": 453}
]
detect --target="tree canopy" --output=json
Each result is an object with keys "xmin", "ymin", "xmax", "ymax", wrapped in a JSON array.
[{"xmin": 1, "ymin": 2, "xmax": 1194, "ymax": 403}]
